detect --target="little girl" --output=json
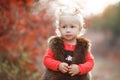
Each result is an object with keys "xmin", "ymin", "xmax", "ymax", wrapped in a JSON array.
[{"xmin": 41, "ymin": 8, "xmax": 94, "ymax": 80}]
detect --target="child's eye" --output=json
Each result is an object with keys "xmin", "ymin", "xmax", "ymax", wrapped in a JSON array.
[
  {"xmin": 62, "ymin": 26, "xmax": 66, "ymax": 28},
  {"xmin": 71, "ymin": 26, "xmax": 75, "ymax": 28}
]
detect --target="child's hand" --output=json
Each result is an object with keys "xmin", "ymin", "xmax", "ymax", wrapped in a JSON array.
[
  {"xmin": 58, "ymin": 62, "xmax": 69, "ymax": 73},
  {"xmin": 69, "ymin": 64, "xmax": 80, "ymax": 76}
]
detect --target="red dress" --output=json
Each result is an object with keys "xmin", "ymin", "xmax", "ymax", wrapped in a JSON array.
[{"xmin": 43, "ymin": 42, "xmax": 94, "ymax": 75}]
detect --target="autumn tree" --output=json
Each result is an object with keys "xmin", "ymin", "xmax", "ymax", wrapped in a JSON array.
[{"xmin": 0, "ymin": 0, "xmax": 55, "ymax": 79}]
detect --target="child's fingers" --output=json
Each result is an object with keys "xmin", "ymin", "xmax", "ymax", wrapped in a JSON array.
[
  {"xmin": 58, "ymin": 62, "xmax": 69, "ymax": 73},
  {"xmin": 64, "ymin": 66, "xmax": 69, "ymax": 71},
  {"xmin": 62, "ymin": 65, "xmax": 69, "ymax": 72},
  {"xmin": 61, "ymin": 68, "xmax": 68, "ymax": 73},
  {"xmin": 69, "ymin": 70, "xmax": 74, "ymax": 76},
  {"xmin": 61, "ymin": 66, "xmax": 68, "ymax": 73},
  {"xmin": 68, "ymin": 64, "xmax": 80, "ymax": 76},
  {"xmin": 63, "ymin": 63, "xmax": 69, "ymax": 70},
  {"xmin": 71, "ymin": 73, "xmax": 76, "ymax": 76},
  {"xmin": 69, "ymin": 70, "xmax": 77, "ymax": 76}
]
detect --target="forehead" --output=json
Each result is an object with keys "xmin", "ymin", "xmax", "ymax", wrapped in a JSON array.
[{"xmin": 59, "ymin": 15, "xmax": 80, "ymax": 25}]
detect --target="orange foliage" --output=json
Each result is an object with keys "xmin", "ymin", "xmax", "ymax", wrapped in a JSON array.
[{"xmin": 0, "ymin": 0, "xmax": 54, "ymax": 73}]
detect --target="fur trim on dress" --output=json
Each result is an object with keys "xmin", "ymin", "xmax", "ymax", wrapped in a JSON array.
[{"xmin": 41, "ymin": 36, "xmax": 91, "ymax": 80}]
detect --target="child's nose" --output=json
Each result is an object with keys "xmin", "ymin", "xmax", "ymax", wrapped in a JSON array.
[{"xmin": 66, "ymin": 28, "xmax": 71, "ymax": 31}]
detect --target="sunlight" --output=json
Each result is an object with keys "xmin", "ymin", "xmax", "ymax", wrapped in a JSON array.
[
  {"xmin": 85, "ymin": 0, "xmax": 106, "ymax": 15},
  {"xmin": 56, "ymin": 0, "xmax": 120, "ymax": 16},
  {"xmin": 84, "ymin": 0, "xmax": 120, "ymax": 15}
]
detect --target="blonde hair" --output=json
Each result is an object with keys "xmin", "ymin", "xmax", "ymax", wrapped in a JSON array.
[{"xmin": 55, "ymin": 7, "xmax": 86, "ymax": 37}]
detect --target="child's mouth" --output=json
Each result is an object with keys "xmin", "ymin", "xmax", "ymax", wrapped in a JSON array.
[{"xmin": 65, "ymin": 35, "xmax": 72, "ymax": 37}]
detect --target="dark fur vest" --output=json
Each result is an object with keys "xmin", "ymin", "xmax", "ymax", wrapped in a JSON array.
[{"xmin": 41, "ymin": 36, "xmax": 90, "ymax": 80}]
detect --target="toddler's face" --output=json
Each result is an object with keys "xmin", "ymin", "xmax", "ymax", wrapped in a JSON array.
[{"xmin": 58, "ymin": 15, "xmax": 82, "ymax": 42}]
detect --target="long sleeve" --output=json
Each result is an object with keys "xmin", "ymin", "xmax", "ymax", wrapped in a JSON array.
[
  {"xmin": 78, "ymin": 51, "xmax": 94, "ymax": 75},
  {"xmin": 43, "ymin": 42, "xmax": 95, "ymax": 74},
  {"xmin": 43, "ymin": 49, "xmax": 61, "ymax": 71}
]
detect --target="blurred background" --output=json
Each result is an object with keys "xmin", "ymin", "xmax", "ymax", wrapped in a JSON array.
[{"xmin": 0, "ymin": 0, "xmax": 120, "ymax": 80}]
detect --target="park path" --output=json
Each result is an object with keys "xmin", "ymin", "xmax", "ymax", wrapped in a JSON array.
[{"xmin": 92, "ymin": 56, "xmax": 120, "ymax": 80}]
